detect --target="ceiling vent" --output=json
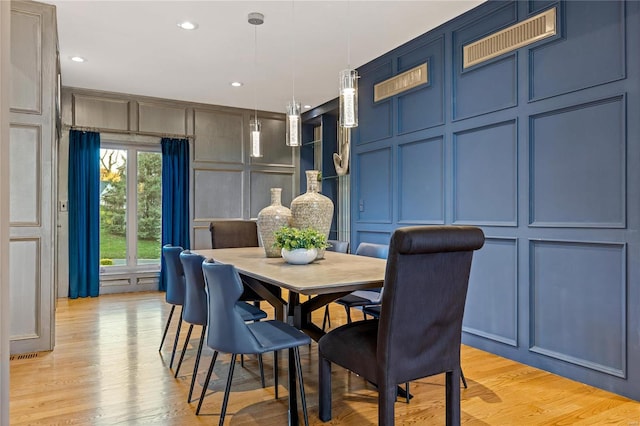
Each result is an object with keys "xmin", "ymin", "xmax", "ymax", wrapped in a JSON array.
[{"xmin": 463, "ymin": 7, "xmax": 556, "ymax": 69}]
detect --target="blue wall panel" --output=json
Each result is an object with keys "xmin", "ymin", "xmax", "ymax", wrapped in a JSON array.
[
  {"xmin": 398, "ymin": 137, "xmax": 444, "ymax": 224},
  {"xmin": 463, "ymin": 238, "xmax": 518, "ymax": 346},
  {"xmin": 530, "ymin": 96, "xmax": 625, "ymax": 227},
  {"xmin": 529, "ymin": 1, "xmax": 625, "ymax": 101},
  {"xmin": 530, "ymin": 240, "xmax": 626, "ymax": 377},
  {"xmin": 350, "ymin": 0, "xmax": 640, "ymax": 400},
  {"xmin": 453, "ymin": 120, "xmax": 517, "ymax": 226}
]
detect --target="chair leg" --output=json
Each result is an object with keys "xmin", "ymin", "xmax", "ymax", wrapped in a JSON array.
[
  {"xmin": 274, "ymin": 350, "xmax": 279, "ymax": 399},
  {"xmin": 188, "ymin": 326, "xmax": 206, "ymax": 403},
  {"xmin": 378, "ymin": 383, "xmax": 396, "ymax": 426},
  {"xmin": 169, "ymin": 307, "xmax": 184, "ymax": 369},
  {"xmin": 240, "ymin": 354, "xmax": 244, "ymax": 368},
  {"xmin": 293, "ymin": 347, "xmax": 309, "ymax": 426},
  {"xmin": 344, "ymin": 306, "xmax": 352, "ymax": 323},
  {"xmin": 446, "ymin": 369, "xmax": 461, "ymax": 426},
  {"xmin": 219, "ymin": 354, "xmax": 237, "ymax": 426},
  {"xmin": 258, "ymin": 354, "xmax": 266, "ymax": 388},
  {"xmin": 405, "ymin": 382, "xmax": 410, "ymax": 404},
  {"xmin": 322, "ymin": 305, "xmax": 331, "ymax": 331},
  {"xmin": 461, "ymin": 368, "xmax": 468, "ymax": 389},
  {"xmin": 318, "ymin": 355, "xmax": 332, "ymax": 422},
  {"xmin": 175, "ymin": 324, "xmax": 194, "ymax": 378},
  {"xmin": 196, "ymin": 350, "xmax": 219, "ymax": 415},
  {"xmin": 159, "ymin": 305, "xmax": 175, "ymax": 351}
]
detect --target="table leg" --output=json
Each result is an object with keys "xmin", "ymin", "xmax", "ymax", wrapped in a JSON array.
[
  {"xmin": 287, "ymin": 292, "xmax": 299, "ymax": 425},
  {"xmin": 242, "ymin": 276, "xmax": 287, "ymax": 321}
]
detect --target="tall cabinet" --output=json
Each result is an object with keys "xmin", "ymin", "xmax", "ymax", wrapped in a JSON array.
[{"xmin": 9, "ymin": 0, "xmax": 58, "ymax": 353}]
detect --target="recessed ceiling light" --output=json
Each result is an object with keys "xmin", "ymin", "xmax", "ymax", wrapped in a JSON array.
[
  {"xmin": 231, "ymin": 82, "xmax": 243, "ymax": 87},
  {"xmin": 70, "ymin": 56, "xmax": 86, "ymax": 63},
  {"xmin": 177, "ymin": 21, "xmax": 198, "ymax": 30},
  {"xmin": 304, "ymin": 105, "xmax": 312, "ymax": 109}
]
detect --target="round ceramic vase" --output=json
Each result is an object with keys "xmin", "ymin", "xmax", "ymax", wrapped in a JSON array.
[
  {"xmin": 281, "ymin": 248, "xmax": 318, "ymax": 265},
  {"xmin": 257, "ymin": 188, "xmax": 292, "ymax": 257},
  {"xmin": 290, "ymin": 170, "xmax": 334, "ymax": 259}
]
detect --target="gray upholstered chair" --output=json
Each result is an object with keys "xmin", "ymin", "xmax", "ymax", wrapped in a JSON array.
[
  {"xmin": 177, "ymin": 251, "xmax": 267, "ymax": 403},
  {"xmin": 197, "ymin": 260, "xmax": 311, "ymax": 425},
  {"xmin": 318, "ymin": 225, "xmax": 485, "ymax": 425},
  {"xmin": 159, "ymin": 245, "xmax": 186, "ymax": 369}
]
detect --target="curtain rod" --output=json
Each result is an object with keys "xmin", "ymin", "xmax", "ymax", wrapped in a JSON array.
[{"xmin": 67, "ymin": 125, "xmax": 194, "ymax": 140}]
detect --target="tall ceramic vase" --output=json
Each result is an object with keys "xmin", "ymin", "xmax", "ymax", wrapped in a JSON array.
[
  {"xmin": 257, "ymin": 188, "xmax": 292, "ymax": 257},
  {"xmin": 291, "ymin": 170, "xmax": 334, "ymax": 259}
]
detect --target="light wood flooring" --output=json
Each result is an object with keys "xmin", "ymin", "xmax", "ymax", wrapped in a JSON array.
[{"xmin": 9, "ymin": 292, "xmax": 640, "ymax": 425}]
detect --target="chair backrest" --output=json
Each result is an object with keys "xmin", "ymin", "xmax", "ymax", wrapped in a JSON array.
[
  {"xmin": 201, "ymin": 260, "xmax": 262, "ymax": 354},
  {"xmin": 355, "ymin": 242, "xmax": 389, "ymax": 259},
  {"xmin": 179, "ymin": 251, "xmax": 208, "ymax": 326},
  {"xmin": 162, "ymin": 245, "xmax": 185, "ymax": 305},
  {"xmin": 377, "ymin": 226, "xmax": 484, "ymax": 385},
  {"xmin": 326, "ymin": 239, "xmax": 349, "ymax": 254},
  {"xmin": 209, "ymin": 220, "xmax": 259, "ymax": 249}
]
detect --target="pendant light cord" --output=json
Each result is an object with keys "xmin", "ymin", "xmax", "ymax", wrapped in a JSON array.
[
  {"xmin": 291, "ymin": 0, "xmax": 296, "ymax": 101},
  {"xmin": 254, "ymin": 23, "xmax": 258, "ymax": 122},
  {"xmin": 347, "ymin": 0, "xmax": 351, "ymax": 68}
]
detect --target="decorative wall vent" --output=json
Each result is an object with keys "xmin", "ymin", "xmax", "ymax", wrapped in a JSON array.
[
  {"xmin": 374, "ymin": 63, "xmax": 428, "ymax": 102},
  {"xmin": 463, "ymin": 7, "xmax": 556, "ymax": 69},
  {"xmin": 10, "ymin": 352, "xmax": 39, "ymax": 361}
]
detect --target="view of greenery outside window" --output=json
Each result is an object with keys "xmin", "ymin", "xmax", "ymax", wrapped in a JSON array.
[{"xmin": 99, "ymin": 146, "xmax": 162, "ymax": 270}]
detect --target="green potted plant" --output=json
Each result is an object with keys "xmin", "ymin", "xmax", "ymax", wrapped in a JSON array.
[{"xmin": 273, "ymin": 226, "xmax": 329, "ymax": 264}]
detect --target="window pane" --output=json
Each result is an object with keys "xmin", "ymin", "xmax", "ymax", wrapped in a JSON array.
[
  {"xmin": 137, "ymin": 151, "xmax": 162, "ymax": 265},
  {"xmin": 99, "ymin": 149, "xmax": 127, "ymax": 267}
]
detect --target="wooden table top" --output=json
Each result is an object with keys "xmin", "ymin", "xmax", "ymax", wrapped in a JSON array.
[{"xmin": 193, "ymin": 247, "xmax": 386, "ymax": 295}]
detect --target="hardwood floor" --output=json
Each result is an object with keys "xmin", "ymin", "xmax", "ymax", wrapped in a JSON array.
[{"xmin": 9, "ymin": 292, "xmax": 640, "ymax": 425}]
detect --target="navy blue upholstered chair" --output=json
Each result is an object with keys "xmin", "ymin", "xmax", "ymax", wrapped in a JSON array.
[
  {"xmin": 159, "ymin": 245, "xmax": 186, "ymax": 369},
  {"xmin": 318, "ymin": 226, "xmax": 485, "ymax": 425},
  {"xmin": 177, "ymin": 251, "xmax": 268, "ymax": 403},
  {"xmin": 197, "ymin": 260, "xmax": 311, "ymax": 426}
]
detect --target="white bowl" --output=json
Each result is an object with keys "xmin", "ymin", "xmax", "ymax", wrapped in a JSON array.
[{"xmin": 281, "ymin": 248, "xmax": 318, "ymax": 265}]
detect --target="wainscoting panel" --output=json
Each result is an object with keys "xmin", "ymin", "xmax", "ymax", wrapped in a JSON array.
[
  {"xmin": 396, "ymin": 37, "xmax": 444, "ymax": 134},
  {"xmin": 73, "ymin": 95, "xmax": 130, "ymax": 131},
  {"xmin": 138, "ymin": 102, "xmax": 187, "ymax": 135},
  {"xmin": 249, "ymin": 171, "xmax": 295, "ymax": 219},
  {"xmin": 9, "ymin": 238, "xmax": 40, "ymax": 340},
  {"xmin": 530, "ymin": 96, "xmax": 625, "ymax": 228},
  {"xmin": 194, "ymin": 169, "xmax": 243, "ymax": 220},
  {"xmin": 463, "ymin": 237, "xmax": 518, "ymax": 346},
  {"xmin": 357, "ymin": 61, "xmax": 393, "ymax": 145},
  {"xmin": 529, "ymin": 1, "xmax": 625, "ymax": 101},
  {"xmin": 355, "ymin": 230, "xmax": 392, "ymax": 249},
  {"xmin": 10, "ymin": 8, "xmax": 41, "ymax": 114},
  {"xmin": 194, "ymin": 109, "xmax": 243, "ymax": 164},
  {"xmin": 453, "ymin": 120, "xmax": 517, "ymax": 226},
  {"xmin": 452, "ymin": 2, "xmax": 518, "ymax": 120},
  {"xmin": 9, "ymin": 125, "xmax": 40, "ymax": 226},
  {"xmin": 530, "ymin": 239, "xmax": 626, "ymax": 377},
  {"xmin": 355, "ymin": 147, "xmax": 392, "ymax": 223},
  {"xmin": 398, "ymin": 136, "xmax": 444, "ymax": 224}
]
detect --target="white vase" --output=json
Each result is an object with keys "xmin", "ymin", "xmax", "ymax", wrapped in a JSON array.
[
  {"xmin": 281, "ymin": 248, "xmax": 318, "ymax": 265},
  {"xmin": 257, "ymin": 188, "xmax": 292, "ymax": 257},
  {"xmin": 290, "ymin": 170, "xmax": 334, "ymax": 259}
]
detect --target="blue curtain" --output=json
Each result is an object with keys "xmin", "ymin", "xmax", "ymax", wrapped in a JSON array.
[
  {"xmin": 160, "ymin": 137, "xmax": 190, "ymax": 291},
  {"xmin": 68, "ymin": 130, "xmax": 101, "ymax": 298}
]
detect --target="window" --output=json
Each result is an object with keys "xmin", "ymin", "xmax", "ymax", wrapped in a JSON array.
[{"xmin": 99, "ymin": 144, "xmax": 162, "ymax": 273}]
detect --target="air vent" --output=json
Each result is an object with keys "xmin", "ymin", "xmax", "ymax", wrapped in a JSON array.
[
  {"xmin": 10, "ymin": 352, "xmax": 39, "ymax": 361},
  {"xmin": 463, "ymin": 7, "xmax": 556, "ymax": 69}
]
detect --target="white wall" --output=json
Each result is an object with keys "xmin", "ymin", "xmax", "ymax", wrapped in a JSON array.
[{"xmin": 0, "ymin": 0, "xmax": 11, "ymax": 423}]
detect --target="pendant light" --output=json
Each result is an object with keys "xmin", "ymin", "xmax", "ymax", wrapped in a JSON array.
[
  {"xmin": 286, "ymin": 1, "xmax": 302, "ymax": 147},
  {"xmin": 249, "ymin": 12, "xmax": 264, "ymax": 158},
  {"xmin": 339, "ymin": 1, "xmax": 358, "ymax": 128}
]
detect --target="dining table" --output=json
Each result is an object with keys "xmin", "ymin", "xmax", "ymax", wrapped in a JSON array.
[{"xmin": 192, "ymin": 246, "xmax": 387, "ymax": 425}]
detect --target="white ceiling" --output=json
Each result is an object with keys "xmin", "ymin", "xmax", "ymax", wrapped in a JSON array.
[{"xmin": 44, "ymin": 0, "xmax": 484, "ymax": 114}]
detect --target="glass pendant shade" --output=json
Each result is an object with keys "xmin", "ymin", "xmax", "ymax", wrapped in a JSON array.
[
  {"xmin": 250, "ymin": 118, "xmax": 262, "ymax": 158},
  {"xmin": 339, "ymin": 69, "xmax": 358, "ymax": 128},
  {"xmin": 286, "ymin": 101, "xmax": 302, "ymax": 147}
]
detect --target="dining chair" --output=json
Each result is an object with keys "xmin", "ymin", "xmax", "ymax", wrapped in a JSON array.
[
  {"xmin": 159, "ymin": 245, "xmax": 186, "ymax": 369},
  {"xmin": 321, "ymin": 240, "xmax": 350, "ymax": 331},
  {"xmin": 177, "ymin": 251, "xmax": 268, "ymax": 403},
  {"xmin": 197, "ymin": 260, "xmax": 311, "ymax": 426},
  {"xmin": 322, "ymin": 242, "xmax": 389, "ymax": 331},
  {"xmin": 318, "ymin": 225, "xmax": 485, "ymax": 425}
]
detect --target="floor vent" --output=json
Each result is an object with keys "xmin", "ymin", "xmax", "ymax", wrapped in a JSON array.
[
  {"xmin": 10, "ymin": 352, "xmax": 39, "ymax": 361},
  {"xmin": 463, "ymin": 7, "xmax": 556, "ymax": 69}
]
